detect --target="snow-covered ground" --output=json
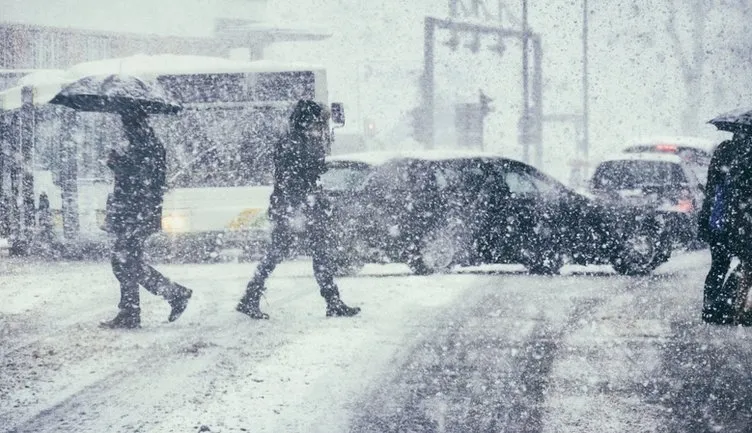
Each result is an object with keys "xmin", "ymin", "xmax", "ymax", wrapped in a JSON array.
[
  {"xmin": 2, "ymin": 252, "xmax": 751, "ymax": 432},
  {"xmin": 0, "ymin": 259, "xmax": 491, "ymax": 432}
]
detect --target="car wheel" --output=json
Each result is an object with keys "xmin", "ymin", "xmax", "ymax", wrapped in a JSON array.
[
  {"xmin": 521, "ymin": 220, "xmax": 564, "ymax": 275},
  {"xmin": 611, "ymin": 219, "xmax": 664, "ymax": 275},
  {"xmin": 408, "ymin": 223, "xmax": 465, "ymax": 275}
]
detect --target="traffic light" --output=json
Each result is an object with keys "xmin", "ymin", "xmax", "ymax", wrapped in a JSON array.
[
  {"xmin": 364, "ymin": 118, "xmax": 376, "ymax": 136},
  {"xmin": 479, "ymin": 90, "xmax": 493, "ymax": 116}
]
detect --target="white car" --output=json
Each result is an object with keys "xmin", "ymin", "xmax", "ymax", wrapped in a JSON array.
[{"xmin": 590, "ymin": 152, "xmax": 705, "ymax": 248}]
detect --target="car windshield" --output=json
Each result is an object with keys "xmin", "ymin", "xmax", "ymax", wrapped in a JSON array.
[
  {"xmin": 320, "ymin": 162, "xmax": 372, "ymax": 191},
  {"xmin": 624, "ymin": 145, "xmax": 711, "ymax": 185},
  {"xmin": 591, "ymin": 160, "xmax": 688, "ymax": 190},
  {"xmin": 366, "ymin": 159, "xmax": 431, "ymax": 193}
]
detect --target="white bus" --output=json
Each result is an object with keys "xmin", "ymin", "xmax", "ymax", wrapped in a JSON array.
[{"xmin": 1, "ymin": 55, "xmax": 344, "ymax": 259}]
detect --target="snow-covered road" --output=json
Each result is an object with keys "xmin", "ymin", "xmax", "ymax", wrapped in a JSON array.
[{"xmin": 1, "ymin": 252, "xmax": 751, "ymax": 432}]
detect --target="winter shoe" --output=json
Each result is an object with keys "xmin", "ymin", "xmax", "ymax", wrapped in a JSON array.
[
  {"xmin": 100, "ymin": 309, "xmax": 141, "ymax": 329},
  {"xmin": 702, "ymin": 305, "xmax": 734, "ymax": 325},
  {"xmin": 326, "ymin": 298, "xmax": 361, "ymax": 317},
  {"xmin": 236, "ymin": 301, "xmax": 269, "ymax": 320},
  {"xmin": 237, "ymin": 286, "xmax": 269, "ymax": 320},
  {"xmin": 702, "ymin": 314, "xmax": 733, "ymax": 325},
  {"xmin": 168, "ymin": 286, "xmax": 192, "ymax": 322}
]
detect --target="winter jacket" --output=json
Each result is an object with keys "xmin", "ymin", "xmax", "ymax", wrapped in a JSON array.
[
  {"xmin": 699, "ymin": 135, "xmax": 752, "ymax": 256},
  {"xmin": 268, "ymin": 129, "xmax": 328, "ymax": 221},
  {"xmin": 725, "ymin": 135, "xmax": 752, "ymax": 257},
  {"xmin": 698, "ymin": 139, "xmax": 735, "ymax": 243},
  {"xmin": 105, "ymin": 122, "xmax": 167, "ymax": 236}
]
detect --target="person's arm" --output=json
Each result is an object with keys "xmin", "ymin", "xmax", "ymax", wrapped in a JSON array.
[{"xmin": 698, "ymin": 141, "xmax": 728, "ymax": 239}]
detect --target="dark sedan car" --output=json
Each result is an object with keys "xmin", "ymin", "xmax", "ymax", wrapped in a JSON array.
[{"xmin": 321, "ymin": 150, "xmax": 673, "ymax": 276}]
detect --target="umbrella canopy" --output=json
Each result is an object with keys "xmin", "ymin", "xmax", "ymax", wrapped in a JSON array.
[
  {"xmin": 49, "ymin": 73, "xmax": 182, "ymax": 115},
  {"xmin": 708, "ymin": 108, "xmax": 752, "ymax": 132}
]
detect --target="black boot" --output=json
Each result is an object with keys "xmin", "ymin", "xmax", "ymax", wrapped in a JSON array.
[
  {"xmin": 167, "ymin": 285, "xmax": 192, "ymax": 323},
  {"xmin": 100, "ymin": 309, "xmax": 141, "ymax": 329},
  {"xmin": 326, "ymin": 297, "xmax": 361, "ymax": 317},
  {"xmin": 237, "ymin": 284, "xmax": 269, "ymax": 320}
]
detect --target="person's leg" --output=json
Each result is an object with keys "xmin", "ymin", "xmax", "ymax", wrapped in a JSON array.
[
  {"xmin": 237, "ymin": 218, "xmax": 294, "ymax": 319},
  {"xmin": 101, "ymin": 233, "xmax": 143, "ymax": 329},
  {"xmin": 134, "ymin": 230, "xmax": 192, "ymax": 322},
  {"xmin": 702, "ymin": 242, "xmax": 733, "ymax": 324},
  {"xmin": 138, "ymin": 263, "xmax": 193, "ymax": 322},
  {"xmin": 309, "ymin": 202, "xmax": 360, "ymax": 317}
]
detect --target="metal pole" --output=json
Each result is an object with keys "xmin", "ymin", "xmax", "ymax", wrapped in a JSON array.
[
  {"xmin": 532, "ymin": 35, "xmax": 543, "ymax": 168},
  {"xmin": 423, "ymin": 17, "xmax": 436, "ymax": 149},
  {"xmin": 521, "ymin": 0, "xmax": 530, "ymax": 163},
  {"xmin": 582, "ymin": 0, "xmax": 590, "ymax": 174}
]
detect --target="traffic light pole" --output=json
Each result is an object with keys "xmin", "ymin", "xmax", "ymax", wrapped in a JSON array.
[
  {"xmin": 420, "ymin": 16, "xmax": 542, "ymax": 164},
  {"xmin": 421, "ymin": 19, "xmax": 436, "ymax": 147}
]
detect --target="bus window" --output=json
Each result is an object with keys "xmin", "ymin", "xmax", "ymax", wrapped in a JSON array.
[
  {"xmin": 157, "ymin": 71, "xmax": 316, "ymax": 104},
  {"xmin": 155, "ymin": 106, "xmax": 285, "ymax": 189}
]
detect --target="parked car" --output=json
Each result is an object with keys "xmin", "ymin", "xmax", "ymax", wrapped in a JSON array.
[
  {"xmin": 324, "ymin": 150, "xmax": 672, "ymax": 276},
  {"xmin": 589, "ymin": 152, "xmax": 705, "ymax": 248}
]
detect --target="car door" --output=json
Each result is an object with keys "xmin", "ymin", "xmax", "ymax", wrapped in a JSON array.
[
  {"xmin": 523, "ymin": 167, "xmax": 587, "ymax": 255},
  {"xmin": 490, "ymin": 161, "xmax": 542, "ymax": 260}
]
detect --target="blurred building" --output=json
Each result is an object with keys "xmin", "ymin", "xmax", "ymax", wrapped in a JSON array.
[{"xmin": 0, "ymin": 0, "xmax": 330, "ymax": 90}]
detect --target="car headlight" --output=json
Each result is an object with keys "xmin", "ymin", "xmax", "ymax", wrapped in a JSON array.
[{"xmin": 162, "ymin": 211, "xmax": 190, "ymax": 233}]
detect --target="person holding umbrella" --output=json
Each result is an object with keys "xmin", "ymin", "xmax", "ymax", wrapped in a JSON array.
[
  {"xmin": 99, "ymin": 107, "xmax": 192, "ymax": 329},
  {"xmin": 51, "ymin": 74, "xmax": 192, "ymax": 329},
  {"xmin": 236, "ymin": 99, "xmax": 360, "ymax": 319},
  {"xmin": 701, "ymin": 110, "xmax": 752, "ymax": 324}
]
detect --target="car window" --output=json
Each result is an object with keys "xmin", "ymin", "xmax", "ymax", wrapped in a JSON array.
[
  {"xmin": 364, "ymin": 160, "xmax": 409, "ymax": 193},
  {"xmin": 504, "ymin": 171, "xmax": 538, "ymax": 196},
  {"xmin": 591, "ymin": 160, "xmax": 688, "ymax": 190},
  {"xmin": 434, "ymin": 164, "xmax": 462, "ymax": 191},
  {"xmin": 320, "ymin": 162, "xmax": 372, "ymax": 192},
  {"xmin": 365, "ymin": 159, "xmax": 438, "ymax": 195},
  {"xmin": 528, "ymin": 172, "xmax": 565, "ymax": 197}
]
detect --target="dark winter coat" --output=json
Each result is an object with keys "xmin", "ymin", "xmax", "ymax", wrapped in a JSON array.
[
  {"xmin": 699, "ymin": 135, "xmax": 752, "ymax": 255},
  {"xmin": 698, "ymin": 139, "xmax": 736, "ymax": 244},
  {"xmin": 105, "ymin": 121, "xmax": 167, "ymax": 236},
  {"xmin": 725, "ymin": 135, "xmax": 752, "ymax": 258},
  {"xmin": 268, "ymin": 129, "xmax": 328, "ymax": 222}
]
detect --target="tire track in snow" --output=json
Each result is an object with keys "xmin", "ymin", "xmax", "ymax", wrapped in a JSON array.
[{"xmin": 351, "ymin": 275, "xmax": 605, "ymax": 433}]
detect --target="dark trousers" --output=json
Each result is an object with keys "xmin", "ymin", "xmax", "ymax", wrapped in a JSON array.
[
  {"xmin": 703, "ymin": 241, "xmax": 734, "ymax": 321},
  {"xmin": 246, "ymin": 203, "xmax": 340, "ymax": 301},
  {"xmin": 111, "ymin": 230, "xmax": 185, "ymax": 312}
]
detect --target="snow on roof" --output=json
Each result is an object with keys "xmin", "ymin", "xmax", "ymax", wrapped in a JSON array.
[
  {"xmin": 624, "ymin": 135, "xmax": 718, "ymax": 153},
  {"xmin": 327, "ymin": 149, "xmax": 509, "ymax": 166},
  {"xmin": 223, "ymin": 20, "xmax": 332, "ymax": 41},
  {"xmin": 15, "ymin": 69, "xmax": 69, "ymax": 87},
  {"xmin": 598, "ymin": 152, "xmax": 685, "ymax": 164},
  {"xmin": 0, "ymin": 69, "xmax": 71, "ymax": 110},
  {"xmin": 65, "ymin": 55, "xmax": 325, "ymax": 79}
]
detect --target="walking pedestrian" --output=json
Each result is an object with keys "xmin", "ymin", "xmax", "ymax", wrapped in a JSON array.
[
  {"xmin": 698, "ymin": 129, "xmax": 752, "ymax": 324},
  {"xmin": 100, "ymin": 108, "xmax": 192, "ymax": 329},
  {"xmin": 236, "ymin": 100, "xmax": 360, "ymax": 319}
]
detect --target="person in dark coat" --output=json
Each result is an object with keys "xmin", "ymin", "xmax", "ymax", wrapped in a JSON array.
[
  {"xmin": 236, "ymin": 100, "xmax": 360, "ymax": 319},
  {"xmin": 698, "ymin": 129, "xmax": 752, "ymax": 324},
  {"xmin": 100, "ymin": 108, "xmax": 192, "ymax": 329}
]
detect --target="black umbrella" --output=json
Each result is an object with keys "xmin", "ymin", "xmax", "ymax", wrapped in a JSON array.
[
  {"xmin": 708, "ymin": 108, "xmax": 752, "ymax": 132},
  {"xmin": 49, "ymin": 74, "xmax": 182, "ymax": 115}
]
